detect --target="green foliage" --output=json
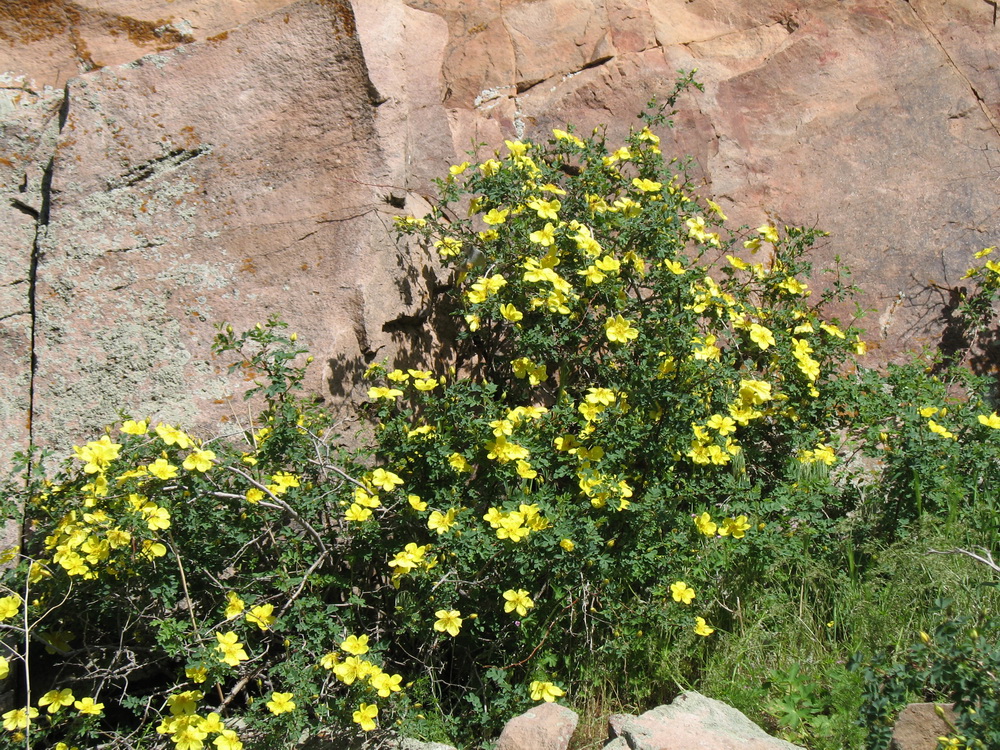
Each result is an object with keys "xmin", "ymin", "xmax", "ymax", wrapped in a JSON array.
[
  {"xmin": 0, "ymin": 77, "xmax": 998, "ymax": 749},
  {"xmin": 855, "ymin": 596, "xmax": 1000, "ymax": 750}
]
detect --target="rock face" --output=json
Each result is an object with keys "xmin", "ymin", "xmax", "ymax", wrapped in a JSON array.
[{"xmin": 2, "ymin": 0, "xmax": 1000, "ymax": 459}]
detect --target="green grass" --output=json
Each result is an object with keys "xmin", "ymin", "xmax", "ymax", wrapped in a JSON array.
[{"xmin": 559, "ymin": 518, "xmax": 1000, "ymax": 750}]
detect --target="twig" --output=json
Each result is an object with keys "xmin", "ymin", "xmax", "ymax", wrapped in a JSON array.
[
  {"xmin": 927, "ymin": 546, "xmax": 1000, "ymax": 573},
  {"xmin": 494, "ymin": 597, "xmax": 578, "ymax": 670},
  {"xmin": 167, "ymin": 532, "xmax": 201, "ymax": 636},
  {"xmin": 224, "ymin": 466, "xmax": 328, "ymax": 555}
]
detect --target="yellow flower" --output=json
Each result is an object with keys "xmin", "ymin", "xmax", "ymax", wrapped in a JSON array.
[
  {"xmin": 757, "ymin": 224, "xmax": 780, "ymax": 243},
  {"xmin": 820, "ymin": 322, "xmax": 845, "ymax": 339},
  {"xmin": 748, "ymin": 323, "xmax": 775, "ymax": 350},
  {"xmin": 370, "ymin": 672, "xmax": 403, "ymax": 697},
  {"xmin": 480, "ymin": 159, "xmax": 502, "ymax": 175},
  {"xmin": 500, "ymin": 303, "xmax": 523, "ymax": 323},
  {"xmin": 927, "ymin": 419, "xmax": 955, "ymax": 440},
  {"xmin": 155, "ymin": 423, "xmax": 193, "ymax": 450},
  {"xmin": 182, "ymin": 449, "xmax": 216, "ymax": 473},
  {"xmin": 503, "ymin": 589, "xmax": 534, "ymax": 616},
  {"xmin": 142, "ymin": 504, "xmax": 171, "ymax": 532},
  {"xmin": 694, "ymin": 512, "xmax": 717, "ymax": 536},
  {"xmin": 692, "ymin": 335, "xmax": 721, "ymax": 361},
  {"xmin": 74, "ymin": 697, "xmax": 104, "ymax": 715},
  {"xmin": 505, "ymin": 139, "xmax": 528, "ymax": 157},
  {"xmin": 720, "ymin": 515, "xmax": 752, "ymax": 538},
  {"xmin": 341, "ymin": 634, "xmax": 370, "ymax": 655},
  {"xmin": 345, "ymin": 504, "xmax": 373, "ymax": 523},
  {"xmin": 778, "ymin": 276, "xmax": 809, "ymax": 295},
  {"xmin": 215, "ymin": 631, "xmax": 249, "ymax": 667},
  {"xmin": 333, "ymin": 656, "xmax": 367, "ymax": 685},
  {"xmin": 559, "ymin": 538, "xmax": 575, "ymax": 552},
  {"xmin": 407, "ymin": 494, "xmax": 427, "ymax": 511},
  {"xmin": 428, "ymin": 508, "xmax": 459, "ymax": 535},
  {"xmin": 738, "ymin": 379, "xmax": 772, "ymax": 405},
  {"xmin": 38, "ymin": 688, "xmax": 75, "ymax": 714},
  {"xmin": 515, "ymin": 460, "xmax": 538, "ymax": 480},
  {"xmin": 186, "ymin": 666, "xmax": 208, "ymax": 683},
  {"xmin": 604, "ymin": 315, "xmax": 639, "ymax": 344},
  {"xmin": 434, "ymin": 609, "xmax": 463, "ymax": 637},
  {"xmin": 147, "ymin": 458, "xmax": 179, "ymax": 480},
  {"xmin": 246, "ymin": 604, "xmax": 276, "ymax": 630},
  {"xmin": 685, "ymin": 216, "xmax": 720, "ymax": 246},
  {"xmin": 266, "ymin": 692, "xmax": 295, "ymax": 715},
  {"xmin": 72, "ymin": 436, "xmax": 122, "ymax": 474},
  {"xmin": 0, "ymin": 656, "xmax": 8, "ymax": 680},
  {"xmin": 268, "ymin": 472, "xmax": 300, "ymax": 493},
  {"xmin": 978, "ymin": 412, "xmax": 1000, "ymax": 429},
  {"xmin": 2, "ymin": 707, "xmax": 37, "ymax": 730},
  {"xmin": 448, "ymin": 453, "xmax": 472, "ymax": 473},
  {"xmin": 631, "ymin": 177, "xmax": 662, "ymax": 193},
  {"xmin": 529, "ymin": 680, "xmax": 565, "ymax": 702},
  {"xmin": 352, "ymin": 703, "xmax": 378, "ymax": 732},
  {"xmin": 664, "ymin": 259, "xmax": 686, "ymax": 275},
  {"xmin": 529, "ymin": 222, "xmax": 558, "ymax": 246},
  {"xmin": 694, "ymin": 617, "xmax": 715, "ymax": 636},
  {"xmin": 449, "ymin": 161, "xmax": 470, "ymax": 176},
  {"xmin": 121, "ymin": 419, "xmax": 148, "ymax": 435},
  {"xmin": 527, "ymin": 197, "xmax": 561, "ymax": 220},
  {"xmin": 224, "ymin": 592, "xmax": 245, "ymax": 620},
  {"xmin": 433, "ymin": 237, "xmax": 463, "ymax": 258},
  {"xmin": 0, "ymin": 595, "xmax": 21, "ymax": 621},
  {"xmin": 608, "ymin": 145, "xmax": 632, "ymax": 162},
  {"xmin": 199, "ymin": 713, "xmax": 225, "ymax": 733},
  {"xmin": 467, "ymin": 274, "xmax": 508, "ymax": 303},
  {"xmin": 670, "ymin": 581, "xmax": 696, "ymax": 604},
  {"xmin": 706, "ymin": 199, "xmax": 728, "ymax": 220},
  {"xmin": 214, "ymin": 729, "xmax": 244, "ymax": 750},
  {"xmin": 370, "ymin": 468, "xmax": 403, "ymax": 492},
  {"xmin": 173, "ymin": 724, "xmax": 208, "ymax": 750},
  {"xmin": 368, "ymin": 386, "xmax": 404, "ymax": 400},
  {"xmin": 705, "ymin": 414, "xmax": 736, "ymax": 436},
  {"xmin": 140, "ymin": 540, "xmax": 167, "ymax": 560},
  {"xmin": 353, "ymin": 488, "xmax": 380, "ymax": 508}
]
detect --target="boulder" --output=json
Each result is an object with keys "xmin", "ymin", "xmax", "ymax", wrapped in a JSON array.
[
  {"xmin": 496, "ymin": 702, "xmax": 579, "ymax": 750},
  {"xmin": 615, "ymin": 691, "xmax": 803, "ymax": 750},
  {"xmin": 607, "ymin": 712, "xmax": 633, "ymax": 739},
  {"xmin": 890, "ymin": 703, "xmax": 958, "ymax": 750}
]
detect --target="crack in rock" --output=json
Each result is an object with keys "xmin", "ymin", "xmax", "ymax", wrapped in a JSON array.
[{"xmin": 105, "ymin": 145, "xmax": 211, "ymax": 191}]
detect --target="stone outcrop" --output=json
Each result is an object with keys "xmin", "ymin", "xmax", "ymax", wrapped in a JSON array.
[
  {"xmin": 890, "ymin": 703, "xmax": 958, "ymax": 750},
  {"xmin": 1, "ymin": 0, "xmax": 1000, "ymax": 459}
]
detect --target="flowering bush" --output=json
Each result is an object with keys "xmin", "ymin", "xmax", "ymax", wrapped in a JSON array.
[{"xmin": 2, "ymin": 84, "xmax": 1000, "ymax": 749}]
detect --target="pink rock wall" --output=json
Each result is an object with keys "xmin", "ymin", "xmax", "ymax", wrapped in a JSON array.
[{"xmin": 1, "ymin": 0, "xmax": 999, "ymax": 460}]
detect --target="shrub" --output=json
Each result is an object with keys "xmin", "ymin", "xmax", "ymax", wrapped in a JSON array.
[
  {"xmin": 856, "ymin": 593, "xmax": 1000, "ymax": 750},
  {"xmin": 1, "ymin": 79, "xmax": 999, "ymax": 749}
]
